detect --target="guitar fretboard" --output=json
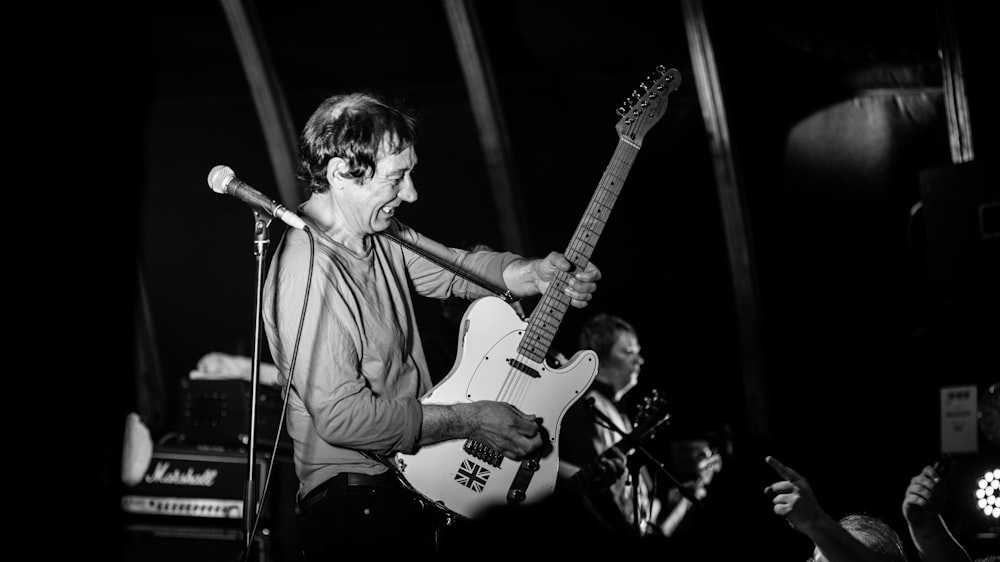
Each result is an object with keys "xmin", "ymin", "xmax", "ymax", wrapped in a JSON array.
[{"xmin": 518, "ymin": 140, "xmax": 639, "ymax": 363}]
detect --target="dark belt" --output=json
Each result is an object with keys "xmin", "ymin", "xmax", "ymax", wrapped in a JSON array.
[{"xmin": 298, "ymin": 471, "xmax": 402, "ymax": 511}]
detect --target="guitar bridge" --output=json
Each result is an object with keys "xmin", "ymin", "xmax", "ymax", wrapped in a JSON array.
[{"xmin": 464, "ymin": 439, "xmax": 503, "ymax": 468}]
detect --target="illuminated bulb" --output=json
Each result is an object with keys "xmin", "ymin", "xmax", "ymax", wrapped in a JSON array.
[{"xmin": 970, "ymin": 469, "xmax": 1000, "ymax": 520}]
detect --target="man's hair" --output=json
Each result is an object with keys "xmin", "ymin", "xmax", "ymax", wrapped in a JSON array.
[
  {"xmin": 839, "ymin": 513, "xmax": 909, "ymax": 562},
  {"xmin": 296, "ymin": 92, "xmax": 419, "ymax": 195},
  {"xmin": 577, "ymin": 313, "xmax": 636, "ymax": 361}
]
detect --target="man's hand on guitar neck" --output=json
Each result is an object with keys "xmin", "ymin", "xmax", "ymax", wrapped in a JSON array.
[{"xmin": 503, "ymin": 252, "xmax": 602, "ymax": 309}]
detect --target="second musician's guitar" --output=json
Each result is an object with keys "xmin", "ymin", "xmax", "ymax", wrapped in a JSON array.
[{"xmin": 394, "ymin": 66, "xmax": 682, "ymax": 520}]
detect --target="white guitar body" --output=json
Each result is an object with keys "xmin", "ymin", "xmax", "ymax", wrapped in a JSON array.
[{"xmin": 395, "ymin": 296, "xmax": 598, "ymax": 519}]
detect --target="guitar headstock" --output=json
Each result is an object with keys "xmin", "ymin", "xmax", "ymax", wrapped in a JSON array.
[
  {"xmin": 632, "ymin": 388, "xmax": 671, "ymax": 439},
  {"xmin": 615, "ymin": 66, "xmax": 682, "ymax": 146}
]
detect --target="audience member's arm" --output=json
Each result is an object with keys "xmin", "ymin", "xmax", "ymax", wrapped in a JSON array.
[
  {"xmin": 763, "ymin": 456, "xmax": 890, "ymax": 562},
  {"xmin": 902, "ymin": 464, "xmax": 972, "ymax": 562}
]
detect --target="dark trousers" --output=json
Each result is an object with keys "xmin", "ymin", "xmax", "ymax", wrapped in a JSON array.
[{"xmin": 297, "ymin": 473, "xmax": 443, "ymax": 559}]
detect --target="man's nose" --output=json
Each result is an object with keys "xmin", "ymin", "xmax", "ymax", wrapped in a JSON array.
[{"xmin": 398, "ymin": 177, "xmax": 418, "ymax": 203}]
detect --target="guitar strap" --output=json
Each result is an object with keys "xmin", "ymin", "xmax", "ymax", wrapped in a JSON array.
[{"xmin": 378, "ymin": 231, "xmax": 517, "ymax": 304}]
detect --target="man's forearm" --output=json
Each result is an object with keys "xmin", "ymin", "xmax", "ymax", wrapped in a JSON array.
[{"xmin": 419, "ymin": 403, "xmax": 475, "ymax": 446}]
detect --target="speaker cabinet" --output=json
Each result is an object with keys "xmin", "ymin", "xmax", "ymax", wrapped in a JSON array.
[
  {"xmin": 122, "ymin": 525, "xmax": 270, "ymax": 562},
  {"xmin": 919, "ymin": 159, "xmax": 999, "ymax": 338}
]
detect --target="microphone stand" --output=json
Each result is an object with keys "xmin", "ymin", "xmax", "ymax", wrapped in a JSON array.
[
  {"xmin": 242, "ymin": 208, "xmax": 272, "ymax": 553},
  {"xmin": 587, "ymin": 401, "xmax": 703, "ymax": 536}
]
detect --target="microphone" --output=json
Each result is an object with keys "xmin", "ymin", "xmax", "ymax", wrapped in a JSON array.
[{"xmin": 207, "ymin": 165, "xmax": 306, "ymax": 230}]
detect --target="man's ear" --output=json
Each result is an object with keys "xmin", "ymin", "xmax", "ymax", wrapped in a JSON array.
[{"xmin": 325, "ymin": 157, "xmax": 351, "ymax": 189}]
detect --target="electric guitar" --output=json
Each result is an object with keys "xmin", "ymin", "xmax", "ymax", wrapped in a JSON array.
[
  {"xmin": 394, "ymin": 66, "xmax": 683, "ymax": 520},
  {"xmin": 565, "ymin": 389, "xmax": 672, "ymax": 494}
]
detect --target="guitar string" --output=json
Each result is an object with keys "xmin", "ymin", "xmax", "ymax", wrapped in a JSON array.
[
  {"xmin": 505, "ymin": 141, "xmax": 634, "ymax": 412},
  {"xmin": 509, "ymin": 370, "xmax": 528, "ymax": 407},
  {"xmin": 514, "ymin": 90, "xmax": 664, "ymax": 498},
  {"xmin": 505, "ymin": 141, "xmax": 635, "ymax": 412},
  {"xmin": 512, "ymin": 143, "xmax": 621, "ymax": 358},
  {"xmin": 497, "ymin": 363, "xmax": 519, "ymax": 403}
]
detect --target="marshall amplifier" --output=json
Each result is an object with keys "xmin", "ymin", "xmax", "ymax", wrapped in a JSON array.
[
  {"xmin": 121, "ymin": 445, "xmax": 300, "ymax": 562},
  {"xmin": 121, "ymin": 445, "xmax": 288, "ymax": 525}
]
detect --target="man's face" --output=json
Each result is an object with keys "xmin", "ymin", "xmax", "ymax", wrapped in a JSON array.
[
  {"xmin": 605, "ymin": 330, "xmax": 643, "ymax": 391},
  {"xmin": 342, "ymin": 144, "xmax": 418, "ymax": 234}
]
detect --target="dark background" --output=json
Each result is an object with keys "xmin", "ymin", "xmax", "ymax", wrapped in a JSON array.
[{"xmin": 19, "ymin": 0, "xmax": 997, "ymax": 559}]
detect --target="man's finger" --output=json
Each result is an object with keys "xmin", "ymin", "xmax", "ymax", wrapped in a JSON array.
[{"xmin": 766, "ymin": 455, "xmax": 803, "ymax": 482}]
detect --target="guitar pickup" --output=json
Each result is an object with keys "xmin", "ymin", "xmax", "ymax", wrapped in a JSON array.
[
  {"xmin": 506, "ymin": 358, "xmax": 540, "ymax": 378},
  {"xmin": 464, "ymin": 439, "xmax": 503, "ymax": 468}
]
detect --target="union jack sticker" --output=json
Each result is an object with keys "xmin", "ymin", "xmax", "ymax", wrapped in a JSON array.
[{"xmin": 455, "ymin": 459, "xmax": 490, "ymax": 492}]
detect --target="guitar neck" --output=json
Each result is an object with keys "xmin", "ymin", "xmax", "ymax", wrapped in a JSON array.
[{"xmin": 518, "ymin": 139, "xmax": 640, "ymax": 363}]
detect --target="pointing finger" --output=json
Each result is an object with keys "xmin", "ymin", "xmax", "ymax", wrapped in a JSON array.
[{"xmin": 766, "ymin": 455, "xmax": 803, "ymax": 482}]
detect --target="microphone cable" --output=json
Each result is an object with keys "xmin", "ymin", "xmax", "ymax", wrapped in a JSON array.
[{"xmin": 241, "ymin": 225, "xmax": 315, "ymax": 562}]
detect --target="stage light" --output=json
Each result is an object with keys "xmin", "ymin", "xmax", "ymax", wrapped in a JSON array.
[{"xmin": 974, "ymin": 467, "xmax": 1000, "ymax": 518}]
